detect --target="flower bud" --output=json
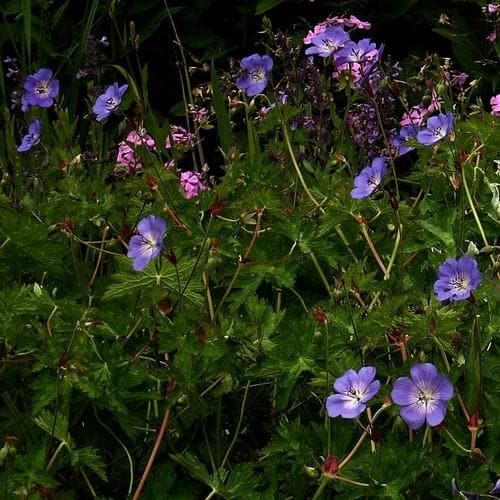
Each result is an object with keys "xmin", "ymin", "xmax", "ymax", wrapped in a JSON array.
[
  {"xmin": 467, "ymin": 411, "xmax": 483, "ymax": 432},
  {"xmin": 322, "ymin": 454, "xmax": 339, "ymax": 478}
]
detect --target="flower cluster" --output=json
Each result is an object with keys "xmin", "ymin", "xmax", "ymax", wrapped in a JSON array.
[
  {"xmin": 180, "ymin": 171, "xmax": 206, "ymax": 199},
  {"xmin": 115, "ymin": 128, "xmax": 156, "ymax": 175},
  {"xmin": 165, "ymin": 125, "xmax": 196, "ymax": 150},
  {"xmin": 327, "ymin": 363, "xmax": 454, "ymax": 430}
]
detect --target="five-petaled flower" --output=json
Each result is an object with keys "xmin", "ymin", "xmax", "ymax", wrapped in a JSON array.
[
  {"xmin": 17, "ymin": 118, "xmax": 41, "ymax": 152},
  {"xmin": 351, "ymin": 156, "xmax": 387, "ymax": 199},
  {"xmin": 416, "ymin": 112, "xmax": 454, "ymax": 146},
  {"xmin": 93, "ymin": 82, "xmax": 128, "ymax": 121},
  {"xmin": 21, "ymin": 68, "xmax": 60, "ymax": 111},
  {"xmin": 491, "ymin": 94, "xmax": 500, "ymax": 117},
  {"xmin": 433, "ymin": 256, "xmax": 481, "ymax": 302},
  {"xmin": 334, "ymin": 38, "xmax": 379, "ymax": 66},
  {"xmin": 127, "ymin": 215, "xmax": 167, "ymax": 271},
  {"xmin": 391, "ymin": 363, "xmax": 453, "ymax": 430},
  {"xmin": 305, "ymin": 26, "xmax": 350, "ymax": 58},
  {"xmin": 391, "ymin": 124, "xmax": 419, "ymax": 157},
  {"xmin": 236, "ymin": 54, "xmax": 273, "ymax": 97},
  {"xmin": 326, "ymin": 366, "xmax": 380, "ymax": 419}
]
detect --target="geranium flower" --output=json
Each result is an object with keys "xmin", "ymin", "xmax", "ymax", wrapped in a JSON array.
[
  {"xmin": 416, "ymin": 112, "xmax": 454, "ymax": 146},
  {"xmin": 180, "ymin": 171, "xmax": 206, "ymax": 199},
  {"xmin": 21, "ymin": 68, "xmax": 59, "ymax": 111},
  {"xmin": 17, "ymin": 118, "xmax": 41, "ymax": 152},
  {"xmin": 303, "ymin": 25, "xmax": 327, "ymax": 45},
  {"xmin": 391, "ymin": 363, "xmax": 453, "ymax": 429},
  {"xmin": 433, "ymin": 256, "xmax": 481, "ymax": 302},
  {"xmin": 326, "ymin": 366, "xmax": 380, "ymax": 419},
  {"xmin": 490, "ymin": 94, "xmax": 500, "ymax": 117},
  {"xmin": 92, "ymin": 82, "xmax": 128, "ymax": 121},
  {"xmin": 127, "ymin": 215, "xmax": 167, "ymax": 271},
  {"xmin": 305, "ymin": 26, "xmax": 350, "ymax": 58},
  {"xmin": 334, "ymin": 38, "xmax": 379, "ymax": 66},
  {"xmin": 236, "ymin": 53, "xmax": 273, "ymax": 97},
  {"xmin": 391, "ymin": 124, "xmax": 419, "ymax": 157},
  {"xmin": 351, "ymin": 157, "xmax": 387, "ymax": 199}
]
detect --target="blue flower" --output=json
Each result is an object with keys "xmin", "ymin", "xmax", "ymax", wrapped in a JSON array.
[
  {"xmin": 433, "ymin": 256, "xmax": 481, "ymax": 302},
  {"xmin": 17, "ymin": 118, "xmax": 41, "ymax": 152},
  {"xmin": 334, "ymin": 38, "xmax": 379, "ymax": 66},
  {"xmin": 391, "ymin": 124, "xmax": 419, "ymax": 157},
  {"xmin": 127, "ymin": 215, "xmax": 167, "ymax": 271},
  {"xmin": 326, "ymin": 367, "xmax": 380, "ymax": 419},
  {"xmin": 392, "ymin": 363, "xmax": 453, "ymax": 430},
  {"xmin": 416, "ymin": 112, "xmax": 454, "ymax": 146},
  {"xmin": 351, "ymin": 157, "xmax": 387, "ymax": 199},
  {"xmin": 305, "ymin": 26, "xmax": 350, "ymax": 58},
  {"xmin": 92, "ymin": 82, "xmax": 128, "ymax": 121},
  {"xmin": 21, "ymin": 68, "xmax": 59, "ymax": 111},
  {"xmin": 236, "ymin": 54, "xmax": 273, "ymax": 97}
]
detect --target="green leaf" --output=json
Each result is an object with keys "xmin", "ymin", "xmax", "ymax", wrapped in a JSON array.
[
  {"xmin": 71, "ymin": 447, "xmax": 108, "ymax": 481},
  {"xmin": 255, "ymin": 0, "xmax": 286, "ymax": 15},
  {"xmin": 103, "ymin": 258, "xmax": 203, "ymax": 305}
]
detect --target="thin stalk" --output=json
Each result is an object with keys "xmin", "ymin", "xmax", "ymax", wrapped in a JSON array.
[
  {"xmin": 384, "ymin": 226, "xmax": 402, "ymax": 280},
  {"xmin": 311, "ymin": 477, "xmax": 329, "ymax": 500},
  {"xmin": 443, "ymin": 429, "xmax": 471, "ymax": 454},
  {"xmin": 132, "ymin": 405, "xmax": 171, "ymax": 500},
  {"xmin": 310, "ymin": 251, "xmax": 332, "ymax": 296},
  {"xmin": 220, "ymin": 381, "xmax": 250, "ymax": 469},
  {"xmin": 46, "ymin": 441, "xmax": 66, "ymax": 470},
  {"xmin": 359, "ymin": 222, "xmax": 388, "ymax": 275},
  {"xmin": 335, "ymin": 475, "xmax": 370, "ymax": 487}
]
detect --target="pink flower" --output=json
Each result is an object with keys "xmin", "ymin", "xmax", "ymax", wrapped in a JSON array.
[
  {"xmin": 180, "ymin": 171, "xmax": 206, "ymax": 199},
  {"xmin": 165, "ymin": 125, "xmax": 196, "ymax": 149},
  {"xmin": 116, "ymin": 143, "xmax": 142, "ymax": 173},
  {"xmin": 491, "ymin": 94, "xmax": 500, "ymax": 116},
  {"xmin": 487, "ymin": 30, "xmax": 497, "ymax": 42},
  {"xmin": 400, "ymin": 105, "xmax": 428, "ymax": 127},
  {"xmin": 126, "ymin": 128, "xmax": 156, "ymax": 149},
  {"xmin": 346, "ymin": 15, "xmax": 371, "ymax": 30},
  {"xmin": 164, "ymin": 159, "xmax": 176, "ymax": 170},
  {"xmin": 488, "ymin": 3, "xmax": 499, "ymax": 13},
  {"xmin": 303, "ymin": 24, "xmax": 327, "ymax": 45}
]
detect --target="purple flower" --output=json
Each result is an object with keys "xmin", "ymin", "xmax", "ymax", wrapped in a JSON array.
[
  {"xmin": 491, "ymin": 479, "xmax": 500, "ymax": 495},
  {"xmin": 326, "ymin": 366, "xmax": 380, "ymax": 419},
  {"xmin": 236, "ymin": 53, "xmax": 273, "ymax": 97},
  {"xmin": 491, "ymin": 94, "xmax": 500, "ymax": 116},
  {"xmin": 351, "ymin": 157, "xmax": 387, "ymax": 199},
  {"xmin": 305, "ymin": 26, "xmax": 350, "ymax": 58},
  {"xmin": 17, "ymin": 118, "xmax": 41, "ymax": 152},
  {"xmin": 180, "ymin": 171, "xmax": 206, "ymax": 199},
  {"xmin": 433, "ymin": 256, "xmax": 481, "ymax": 302},
  {"xmin": 21, "ymin": 68, "xmax": 59, "ymax": 111},
  {"xmin": 416, "ymin": 112, "xmax": 454, "ymax": 146},
  {"xmin": 127, "ymin": 215, "xmax": 167, "ymax": 271},
  {"xmin": 391, "ymin": 124, "xmax": 419, "ymax": 157},
  {"xmin": 334, "ymin": 38, "xmax": 379, "ymax": 66},
  {"xmin": 92, "ymin": 82, "xmax": 128, "ymax": 121},
  {"xmin": 392, "ymin": 363, "xmax": 453, "ymax": 430}
]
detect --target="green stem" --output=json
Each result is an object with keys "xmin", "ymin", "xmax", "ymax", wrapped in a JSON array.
[
  {"xmin": 311, "ymin": 477, "xmax": 329, "ymax": 500},
  {"xmin": 443, "ymin": 429, "xmax": 471, "ymax": 454},
  {"xmin": 462, "ymin": 159, "xmax": 489, "ymax": 248},
  {"xmin": 310, "ymin": 251, "xmax": 332, "ymax": 296},
  {"xmin": 384, "ymin": 226, "xmax": 402, "ymax": 280},
  {"xmin": 220, "ymin": 381, "xmax": 250, "ymax": 469}
]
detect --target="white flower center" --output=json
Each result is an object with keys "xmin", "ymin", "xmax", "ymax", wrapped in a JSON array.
[
  {"xmin": 347, "ymin": 386, "xmax": 363, "ymax": 402},
  {"xmin": 450, "ymin": 274, "xmax": 470, "ymax": 292},
  {"xmin": 35, "ymin": 82, "xmax": 50, "ymax": 97},
  {"xmin": 105, "ymin": 97, "xmax": 118, "ymax": 110},
  {"xmin": 250, "ymin": 69, "xmax": 265, "ymax": 82}
]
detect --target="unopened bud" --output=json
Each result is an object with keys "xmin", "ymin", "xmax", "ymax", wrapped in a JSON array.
[{"xmin": 322, "ymin": 454, "xmax": 339, "ymax": 478}]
